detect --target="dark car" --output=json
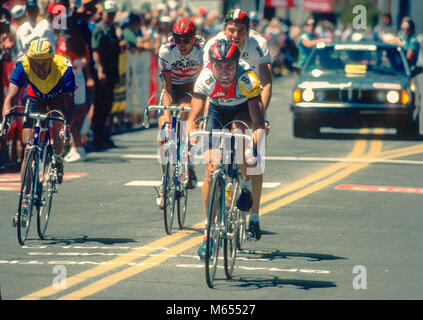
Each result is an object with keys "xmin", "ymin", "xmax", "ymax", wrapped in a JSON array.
[{"xmin": 290, "ymin": 41, "xmax": 423, "ymax": 137}]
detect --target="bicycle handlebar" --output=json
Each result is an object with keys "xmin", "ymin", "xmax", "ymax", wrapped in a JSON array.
[
  {"xmin": 0, "ymin": 111, "xmax": 67, "ymax": 137},
  {"xmin": 143, "ymin": 105, "xmax": 191, "ymax": 128},
  {"xmin": 188, "ymin": 130, "xmax": 254, "ymax": 144}
]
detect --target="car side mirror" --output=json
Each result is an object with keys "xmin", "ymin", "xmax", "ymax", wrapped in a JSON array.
[{"xmin": 411, "ymin": 66, "xmax": 423, "ymax": 77}]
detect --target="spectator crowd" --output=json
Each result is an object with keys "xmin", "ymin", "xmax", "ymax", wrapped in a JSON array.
[{"xmin": 1, "ymin": 0, "xmax": 423, "ymax": 168}]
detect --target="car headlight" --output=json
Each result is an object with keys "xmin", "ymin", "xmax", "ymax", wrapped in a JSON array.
[
  {"xmin": 386, "ymin": 90, "xmax": 400, "ymax": 104},
  {"xmin": 302, "ymin": 89, "xmax": 315, "ymax": 102}
]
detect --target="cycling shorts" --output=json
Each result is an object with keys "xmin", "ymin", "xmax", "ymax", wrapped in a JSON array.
[
  {"xmin": 203, "ymin": 101, "xmax": 250, "ymax": 149},
  {"xmin": 22, "ymin": 96, "xmax": 65, "ymax": 129},
  {"xmin": 157, "ymin": 82, "xmax": 195, "ymax": 118}
]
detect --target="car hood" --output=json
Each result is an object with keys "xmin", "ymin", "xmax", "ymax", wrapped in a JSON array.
[{"xmin": 297, "ymin": 73, "xmax": 410, "ymax": 90}]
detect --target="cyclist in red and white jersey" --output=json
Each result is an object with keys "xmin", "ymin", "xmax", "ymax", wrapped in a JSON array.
[
  {"xmin": 203, "ymin": 9, "xmax": 272, "ymax": 134},
  {"xmin": 156, "ymin": 17, "xmax": 204, "ymax": 209},
  {"xmin": 186, "ymin": 39, "xmax": 265, "ymax": 258}
]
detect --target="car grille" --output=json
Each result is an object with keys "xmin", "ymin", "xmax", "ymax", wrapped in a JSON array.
[{"xmin": 316, "ymin": 89, "xmax": 383, "ymax": 104}]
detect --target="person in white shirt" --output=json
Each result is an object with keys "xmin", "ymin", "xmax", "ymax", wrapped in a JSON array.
[
  {"xmin": 15, "ymin": 1, "xmax": 39, "ymax": 58},
  {"xmin": 23, "ymin": 2, "xmax": 65, "ymax": 51}
]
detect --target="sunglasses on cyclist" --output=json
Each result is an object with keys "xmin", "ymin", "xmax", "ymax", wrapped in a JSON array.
[{"xmin": 174, "ymin": 37, "xmax": 192, "ymax": 45}]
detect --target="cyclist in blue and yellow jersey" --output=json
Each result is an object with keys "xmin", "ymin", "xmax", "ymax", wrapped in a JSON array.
[
  {"xmin": 186, "ymin": 39, "xmax": 265, "ymax": 258},
  {"xmin": 2, "ymin": 39, "xmax": 76, "ymax": 189}
]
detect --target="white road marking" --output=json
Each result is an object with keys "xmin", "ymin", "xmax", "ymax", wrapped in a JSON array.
[
  {"xmin": 2, "ymin": 248, "xmax": 330, "ymax": 274},
  {"xmin": 122, "ymin": 154, "xmax": 423, "ymax": 166},
  {"xmin": 125, "ymin": 180, "xmax": 280, "ymax": 188}
]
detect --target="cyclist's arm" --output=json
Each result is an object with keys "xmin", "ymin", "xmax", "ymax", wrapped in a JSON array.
[
  {"xmin": 161, "ymin": 72, "xmax": 173, "ymax": 123},
  {"xmin": 1, "ymin": 83, "xmax": 20, "ymax": 118},
  {"xmin": 186, "ymin": 92, "xmax": 207, "ymax": 136},
  {"xmin": 62, "ymin": 92, "xmax": 74, "ymax": 124},
  {"xmin": 247, "ymin": 96, "xmax": 265, "ymax": 150},
  {"xmin": 258, "ymin": 62, "xmax": 272, "ymax": 113}
]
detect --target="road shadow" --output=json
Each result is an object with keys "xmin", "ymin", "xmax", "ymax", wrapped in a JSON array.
[
  {"xmin": 39, "ymin": 235, "xmax": 138, "ymax": 246},
  {"xmin": 220, "ymin": 275, "xmax": 337, "ymax": 291},
  {"xmin": 209, "ymin": 248, "xmax": 343, "ymax": 291},
  {"xmin": 238, "ymin": 248, "xmax": 347, "ymax": 262}
]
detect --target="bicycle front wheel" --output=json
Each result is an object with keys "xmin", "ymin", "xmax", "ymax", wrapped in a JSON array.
[
  {"xmin": 205, "ymin": 174, "xmax": 224, "ymax": 288},
  {"xmin": 37, "ymin": 145, "xmax": 55, "ymax": 239},
  {"xmin": 163, "ymin": 162, "xmax": 176, "ymax": 234},
  {"xmin": 224, "ymin": 207, "xmax": 239, "ymax": 279},
  {"xmin": 177, "ymin": 162, "xmax": 188, "ymax": 229},
  {"xmin": 17, "ymin": 148, "xmax": 37, "ymax": 245}
]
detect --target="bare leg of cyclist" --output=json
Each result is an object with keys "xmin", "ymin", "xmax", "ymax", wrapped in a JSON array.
[
  {"xmin": 180, "ymin": 98, "xmax": 198, "ymax": 190},
  {"xmin": 233, "ymin": 120, "xmax": 264, "ymax": 241},
  {"xmin": 20, "ymin": 128, "xmax": 33, "ymax": 191},
  {"xmin": 156, "ymin": 114, "xmax": 167, "ymax": 210},
  {"xmin": 198, "ymin": 148, "xmax": 219, "ymax": 258}
]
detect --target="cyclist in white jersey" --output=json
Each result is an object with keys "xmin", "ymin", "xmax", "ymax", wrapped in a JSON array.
[
  {"xmin": 186, "ymin": 39, "xmax": 265, "ymax": 258},
  {"xmin": 156, "ymin": 17, "xmax": 204, "ymax": 209},
  {"xmin": 203, "ymin": 9, "xmax": 272, "ymax": 135}
]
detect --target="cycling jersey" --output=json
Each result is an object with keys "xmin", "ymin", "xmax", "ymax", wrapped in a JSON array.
[
  {"xmin": 11, "ymin": 54, "xmax": 76, "ymax": 100},
  {"xmin": 194, "ymin": 60, "xmax": 261, "ymax": 109},
  {"xmin": 158, "ymin": 35, "xmax": 204, "ymax": 85},
  {"xmin": 203, "ymin": 30, "xmax": 271, "ymax": 72}
]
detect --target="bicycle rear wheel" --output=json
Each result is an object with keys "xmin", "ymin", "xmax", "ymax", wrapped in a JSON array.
[
  {"xmin": 37, "ymin": 145, "xmax": 55, "ymax": 239},
  {"xmin": 163, "ymin": 161, "xmax": 176, "ymax": 234},
  {"xmin": 17, "ymin": 148, "xmax": 37, "ymax": 245},
  {"xmin": 205, "ymin": 174, "xmax": 223, "ymax": 288}
]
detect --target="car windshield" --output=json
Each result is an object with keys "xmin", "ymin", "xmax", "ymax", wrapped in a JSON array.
[{"xmin": 305, "ymin": 44, "xmax": 407, "ymax": 75}]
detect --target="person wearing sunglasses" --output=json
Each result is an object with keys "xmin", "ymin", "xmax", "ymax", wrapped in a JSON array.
[
  {"xmin": 386, "ymin": 17, "xmax": 420, "ymax": 68},
  {"xmin": 156, "ymin": 17, "xmax": 204, "ymax": 209}
]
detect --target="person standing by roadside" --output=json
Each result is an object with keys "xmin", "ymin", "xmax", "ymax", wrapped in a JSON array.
[
  {"xmin": 91, "ymin": 0, "xmax": 120, "ymax": 149},
  {"xmin": 15, "ymin": 0, "xmax": 39, "ymax": 58},
  {"xmin": 385, "ymin": 17, "xmax": 420, "ymax": 69},
  {"xmin": 296, "ymin": 17, "xmax": 331, "ymax": 68}
]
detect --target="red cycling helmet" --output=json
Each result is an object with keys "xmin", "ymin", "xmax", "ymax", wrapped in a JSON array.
[
  {"xmin": 172, "ymin": 17, "xmax": 196, "ymax": 37},
  {"xmin": 209, "ymin": 39, "xmax": 240, "ymax": 63},
  {"xmin": 224, "ymin": 9, "xmax": 250, "ymax": 29}
]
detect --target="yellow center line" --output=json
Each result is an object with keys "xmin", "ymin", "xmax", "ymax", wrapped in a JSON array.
[
  {"xmin": 261, "ymin": 129, "xmax": 369, "ymax": 204},
  {"xmin": 261, "ymin": 129, "xmax": 383, "ymax": 214},
  {"xmin": 18, "ymin": 228, "xmax": 202, "ymax": 300},
  {"xmin": 58, "ymin": 236, "xmax": 204, "ymax": 300},
  {"xmin": 376, "ymin": 143, "xmax": 423, "ymax": 158}
]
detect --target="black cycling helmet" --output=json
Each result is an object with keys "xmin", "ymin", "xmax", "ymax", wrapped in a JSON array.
[
  {"xmin": 224, "ymin": 8, "xmax": 250, "ymax": 29},
  {"xmin": 209, "ymin": 39, "xmax": 240, "ymax": 63}
]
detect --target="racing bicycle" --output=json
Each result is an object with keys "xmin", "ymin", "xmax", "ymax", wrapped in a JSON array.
[
  {"xmin": 1, "ymin": 109, "xmax": 68, "ymax": 245},
  {"xmin": 190, "ymin": 123, "xmax": 255, "ymax": 288},
  {"xmin": 144, "ymin": 104, "xmax": 191, "ymax": 234}
]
